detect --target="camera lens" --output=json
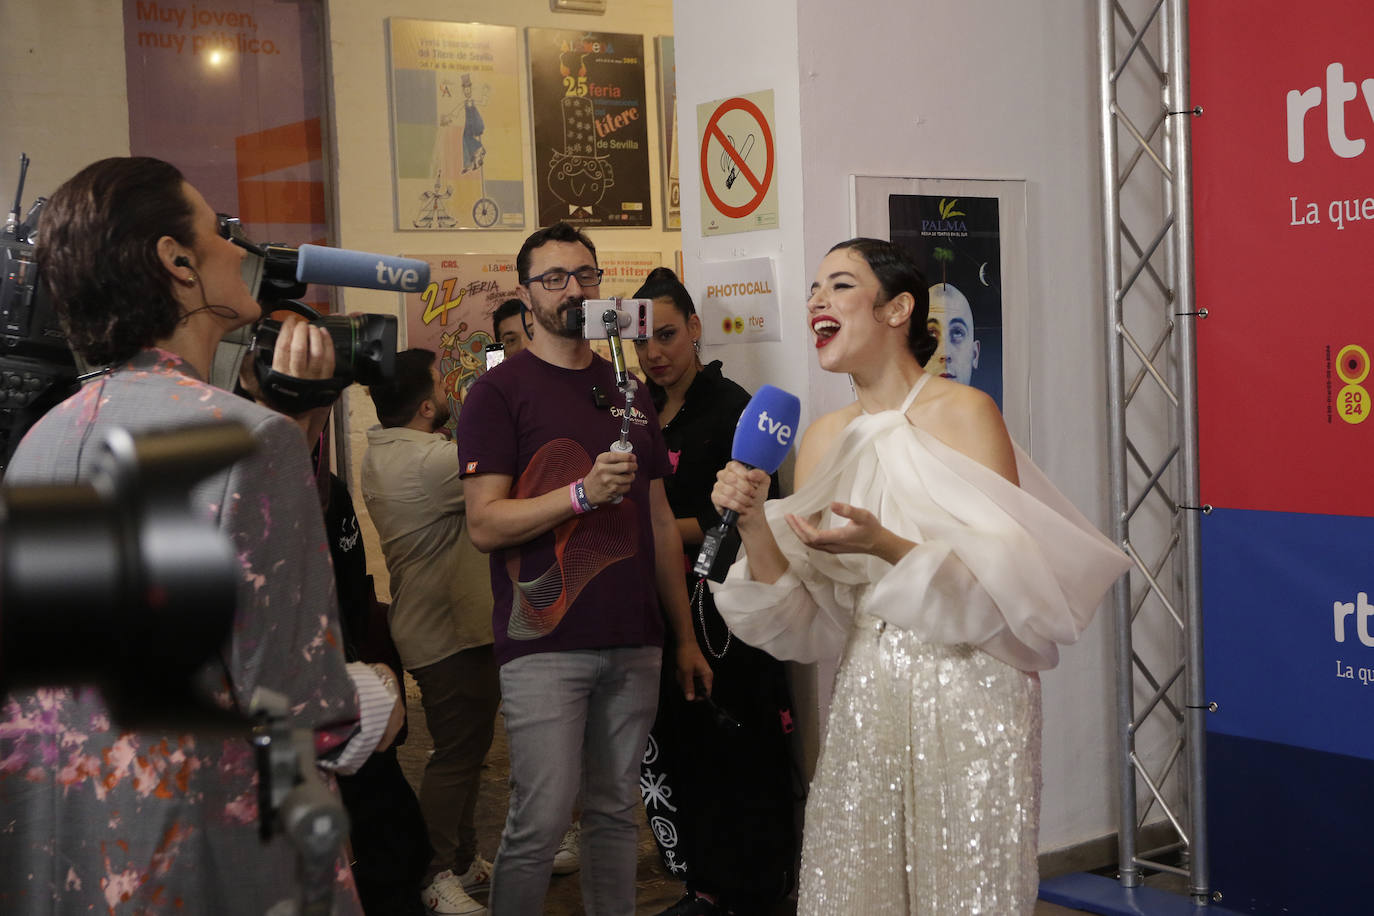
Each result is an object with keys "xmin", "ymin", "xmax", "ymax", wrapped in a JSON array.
[
  {"xmin": 252, "ymin": 312, "xmax": 397, "ymax": 388},
  {"xmin": 316, "ymin": 314, "xmax": 397, "ymax": 386}
]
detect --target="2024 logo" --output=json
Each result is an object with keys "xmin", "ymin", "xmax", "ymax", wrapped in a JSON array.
[{"xmin": 1334, "ymin": 344, "xmax": 1368, "ymax": 425}]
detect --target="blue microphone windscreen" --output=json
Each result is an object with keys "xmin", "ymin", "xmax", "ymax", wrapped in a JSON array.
[
  {"xmin": 296, "ymin": 244, "xmax": 430, "ymax": 293},
  {"xmin": 731, "ymin": 385, "xmax": 802, "ymax": 473}
]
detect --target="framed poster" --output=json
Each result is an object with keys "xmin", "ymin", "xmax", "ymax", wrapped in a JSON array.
[
  {"xmin": 387, "ymin": 19, "xmax": 526, "ymax": 231},
  {"xmin": 402, "ymin": 254, "xmax": 520, "ymax": 434},
  {"xmin": 655, "ymin": 36, "xmax": 681, "ymax": 229},
  {"xmin": 527, "ymin": 28, "xmax": 653, "ymax": 228},
  {"xmin": 597, "ymin": 251, "xmax": 663, "ymax": 299},
  {"xmin": 852, "ymin": 176, "xmax": 1029, "ymax": 439}
]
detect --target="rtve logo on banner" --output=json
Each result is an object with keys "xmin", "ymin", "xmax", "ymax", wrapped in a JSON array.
[
  {"xmin": 1287, "ymin": 63, "xmax": 1374, "ymax": 231},
  {"xmin": 1287, "ymin": 63, "xmax": 1374, "ymax": 163},
  {"xmin": 1333, "ymin": 594, "xmax": 1374, "ymax": 687},
  {"xmin": 1327, "ymin": 344, "xmax": 1368, "ymax": 425}
]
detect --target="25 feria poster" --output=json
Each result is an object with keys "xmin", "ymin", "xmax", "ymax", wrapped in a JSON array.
[{"xmin": 527, "ymin": 28, "xmax": 653, "ymax": 228}]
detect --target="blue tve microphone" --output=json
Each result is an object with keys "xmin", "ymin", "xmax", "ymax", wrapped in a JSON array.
[
  {"xmin": 693, "ymin": 384, "xmax": 801, "ymax": 581},
  {"xmin": 295, "ymin": 244, "xmax": 430, "ymax": 293}
]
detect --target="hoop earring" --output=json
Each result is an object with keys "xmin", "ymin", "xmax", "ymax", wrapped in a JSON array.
[{"xmin": 692, "ymin": 338, "xmax": 700, "ymax": 354}]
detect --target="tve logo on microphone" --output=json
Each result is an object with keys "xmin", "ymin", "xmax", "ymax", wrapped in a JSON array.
[
  {"xmin": 375, "ymin": 260, "xmax": 422, "ymax": 291},
  {"xmin": 731, "ymin": 385, "xmax": 801, "ymax": 474},
  {"xmin": 755, "ymin": 410, "xmax": 793, "ymax": 446}
]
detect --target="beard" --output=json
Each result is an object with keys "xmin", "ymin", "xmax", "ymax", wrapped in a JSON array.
[
  {"xmin": 532, "ymin": 296, "xmax": 586, "ymax": 340},
  {"xmin": 430, "ymin": 399, "xmax": 452, "ymax": 430}
]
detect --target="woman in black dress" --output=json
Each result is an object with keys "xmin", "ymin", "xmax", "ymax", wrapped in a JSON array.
[{"xmin": 632, "ymin": 267, "xmax": 797, "ymax": 916}]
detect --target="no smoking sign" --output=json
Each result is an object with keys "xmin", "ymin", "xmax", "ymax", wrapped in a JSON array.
[{"xmin": 697, "ymin": 90, "xmax": 778, "ymax": 236}]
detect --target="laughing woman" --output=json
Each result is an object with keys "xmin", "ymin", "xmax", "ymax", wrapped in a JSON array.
[
  {"xmin": 709, "ymin": 239, "xmax": 1129, "ymax": 914},
  {"xmin": 632, "ymin": 267, "xmax": 797, "ymax": 916}
]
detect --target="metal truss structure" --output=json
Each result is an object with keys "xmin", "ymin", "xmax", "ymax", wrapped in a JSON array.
[{"xmin": 1097, "ymin": 0, "xmax": 1210, "ymax": 904}]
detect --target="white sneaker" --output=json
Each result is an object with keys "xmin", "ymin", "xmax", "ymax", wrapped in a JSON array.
[
  {"xmin": 552, "ymin": 822, "xmax": 581, "ymax": 875},
  {"xmin": 458, "ymin": 854, "xmax": 492, "ymax": 894},
  {"xmin": 422, "ymin": 869, "xmax": 488, "ymax": 915}
]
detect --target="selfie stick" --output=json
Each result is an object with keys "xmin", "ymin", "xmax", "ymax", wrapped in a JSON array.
[{"xmin": 602, "ymin": 308, "xmax": 636, "ymax": 503}]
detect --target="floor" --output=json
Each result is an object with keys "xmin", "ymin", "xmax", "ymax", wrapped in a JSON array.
[{"xmin": 394, "ymin": 680, "xmax": 1091, "ymax": 916}]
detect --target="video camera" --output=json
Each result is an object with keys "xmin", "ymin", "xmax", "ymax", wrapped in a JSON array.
[
  {"xmin": 0, "ymin": 155, "xmax": 415, "ymax": 452},
  {"xmin": 218, "ymin": 213, "xmax": 406, "ymax": 413},
  {"xmin": 0, "ymin": 421, "xmax": 247, "ymax": 705},
  {"xmin": 0, "ymin": 155, "xmax": 81, "ymax": 473}
]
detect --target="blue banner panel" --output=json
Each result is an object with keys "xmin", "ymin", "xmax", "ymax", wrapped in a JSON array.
[
  {"xmin": 1207, "ymin": 732, "xmax": 1374, "ymax": 915},
  {"xmin": 1203, "ymin": 507, "xmax": 1374, "ymax": 760}
]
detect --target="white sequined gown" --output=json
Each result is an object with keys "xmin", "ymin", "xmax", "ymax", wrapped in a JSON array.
[{"xmin": 711, "ymin": 376, "xmax": 1130, "ymax": 915}]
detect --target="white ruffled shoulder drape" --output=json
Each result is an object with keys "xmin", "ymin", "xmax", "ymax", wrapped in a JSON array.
[{"xmin": 711, "ymin": 382, "xmax": 1131, "ymax": 672}]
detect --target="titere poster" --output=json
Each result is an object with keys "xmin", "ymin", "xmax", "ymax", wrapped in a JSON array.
[
  {"xmin": 388, "ymin": 19, "xmax": 526, "ymax": 231},
  {"xmin": 527, "ymin": 28, "xmax": 653, "ymax": 228},
  {"xmin": 889, "ymin": 194, "xmax": 1004, "ymax": 410},
  {"xmin": 402, "ymin": 254, "xmax": 519, "ymax": 434}
]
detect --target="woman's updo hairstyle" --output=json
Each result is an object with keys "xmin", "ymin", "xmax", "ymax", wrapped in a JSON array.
[
  {"xmin": 632, "ymin": 266, "xmax": 696, "ymax": 320},
  {"xmin": 827, "ymin": 237, "xmax": 937, "ymax": 367},
  {"xmin": 36, "ymin": 157, "xmax": 195, "ymax": 366}
]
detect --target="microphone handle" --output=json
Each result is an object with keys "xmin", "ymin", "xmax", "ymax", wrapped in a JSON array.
[{"xmin": 693, "ymin": 501, "xmax": 745, "ymax": 582}]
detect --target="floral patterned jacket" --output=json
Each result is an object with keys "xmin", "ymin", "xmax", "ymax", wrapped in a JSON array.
[{"xmin": 0, "ymin": 349, "xmax": 363, "ymax": 914}]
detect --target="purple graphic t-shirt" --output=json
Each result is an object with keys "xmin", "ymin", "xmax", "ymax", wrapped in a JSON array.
[{"xmin": 456, "ymin": 351, "xmax": 671, "ymax": 665}]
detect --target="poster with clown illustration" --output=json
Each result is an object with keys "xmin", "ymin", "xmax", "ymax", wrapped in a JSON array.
[
  {"xmin": 402, "ymin": 254, "xmax": 521, "ymax": 435},
  {"xmin": 526, "ymin": 28, "xmax": 653, "ymax": 228}
]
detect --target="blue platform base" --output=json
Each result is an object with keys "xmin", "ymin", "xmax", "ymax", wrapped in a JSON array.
[{"xmin": 1039, "ymin": 873, "xmax": 1245, "ymax": 916}]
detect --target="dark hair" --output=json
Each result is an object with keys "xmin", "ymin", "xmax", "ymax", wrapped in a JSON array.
[
  {"xmin": 492, "ymin": 298, "xmax": 524, "ymax": 337},
  {"xmin": 632, "ymin": 266, "xmax": 695, "ymax": 319},
  {"xmin": 516, "ymin": 222, "xmax": 597, "ymax": 283},
  {"xmin": 827, "ymin": 238, "xmax": 937, "ymax": 366},
  {"xmin": 36, "ymin": 157, "xmax": 196, "ymax": 365},
  {"xmin": 368, "ymin": 348, "xmax": 437, "ymax": 427}
]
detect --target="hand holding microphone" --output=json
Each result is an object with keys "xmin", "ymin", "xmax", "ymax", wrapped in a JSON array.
[
  {"xmin": 693, "ymin": 385, "xmax": 801, "ymax": 581},
  {"xmin": 711, "ymin": 462, "xmax": 773, "ymax": 526}
]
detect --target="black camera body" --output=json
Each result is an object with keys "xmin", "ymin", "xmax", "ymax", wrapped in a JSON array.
[
  {"xmin": 0, "ymin": 157, "xmax": 400, "ymax": 439},
  {"xmin": 0, "ymin": 228, "xmax": 81, "ymax": 474},
  {"xmin": 250, "ymin": 300, "xmax": 398, "ymax": 412}
]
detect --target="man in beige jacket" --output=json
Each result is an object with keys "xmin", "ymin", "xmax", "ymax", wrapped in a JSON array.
[{"xmin": 363, "ymin": 349, "xmax": 499, "ymax": 916}]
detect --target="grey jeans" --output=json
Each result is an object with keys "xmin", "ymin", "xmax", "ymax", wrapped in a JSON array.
[{"xmin": 489, "ymin": 646, "xmax": 661, "ymax": 916}]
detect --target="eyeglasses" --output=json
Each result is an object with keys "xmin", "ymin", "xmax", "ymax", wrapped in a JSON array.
[{"xmin": 525, "ymin": 267, "xmax": 604, "ymax": 291}]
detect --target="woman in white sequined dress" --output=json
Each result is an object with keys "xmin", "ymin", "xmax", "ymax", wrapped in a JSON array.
[{"xmin": 709, "ymin": 239, "xmax": 1129, "ymax": 914}]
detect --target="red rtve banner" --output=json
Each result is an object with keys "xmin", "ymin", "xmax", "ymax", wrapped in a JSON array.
[{"xmin": 1191, "ymin": 0, "xmax": 1374, "ymax": 516}]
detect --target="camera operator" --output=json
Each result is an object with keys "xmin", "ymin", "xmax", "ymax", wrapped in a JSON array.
[{"xmin": 0, "ymin": 157, "xmax": 399, "ymax": 914}]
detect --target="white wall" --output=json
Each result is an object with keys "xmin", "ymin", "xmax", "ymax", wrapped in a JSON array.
[
  {"xmin": 675, "ymin": 0, "xmax": 1125, "ymax": 854},
  {"xmin": 0, "ymin": 3, "xmax": 132, "ymax": 205},
  {"xmin": 670, "ymin": 0, "xmax": 809, "ymax": 415}
]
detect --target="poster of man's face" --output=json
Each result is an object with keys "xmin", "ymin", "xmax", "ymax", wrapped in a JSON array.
[{"xmin": 889, "ymin": 194, "xmax": 1003, "ymax": 409}]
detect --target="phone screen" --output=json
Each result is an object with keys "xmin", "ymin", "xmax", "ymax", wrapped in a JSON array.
[{"xmin": 485, "ymin": 344, "xmax": 505, "ymax": 371}]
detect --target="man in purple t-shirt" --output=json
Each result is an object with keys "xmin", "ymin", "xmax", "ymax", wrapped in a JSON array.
[{"xmin": 456, "ymin": 222, "xmax": 711, "ymax": 915}]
